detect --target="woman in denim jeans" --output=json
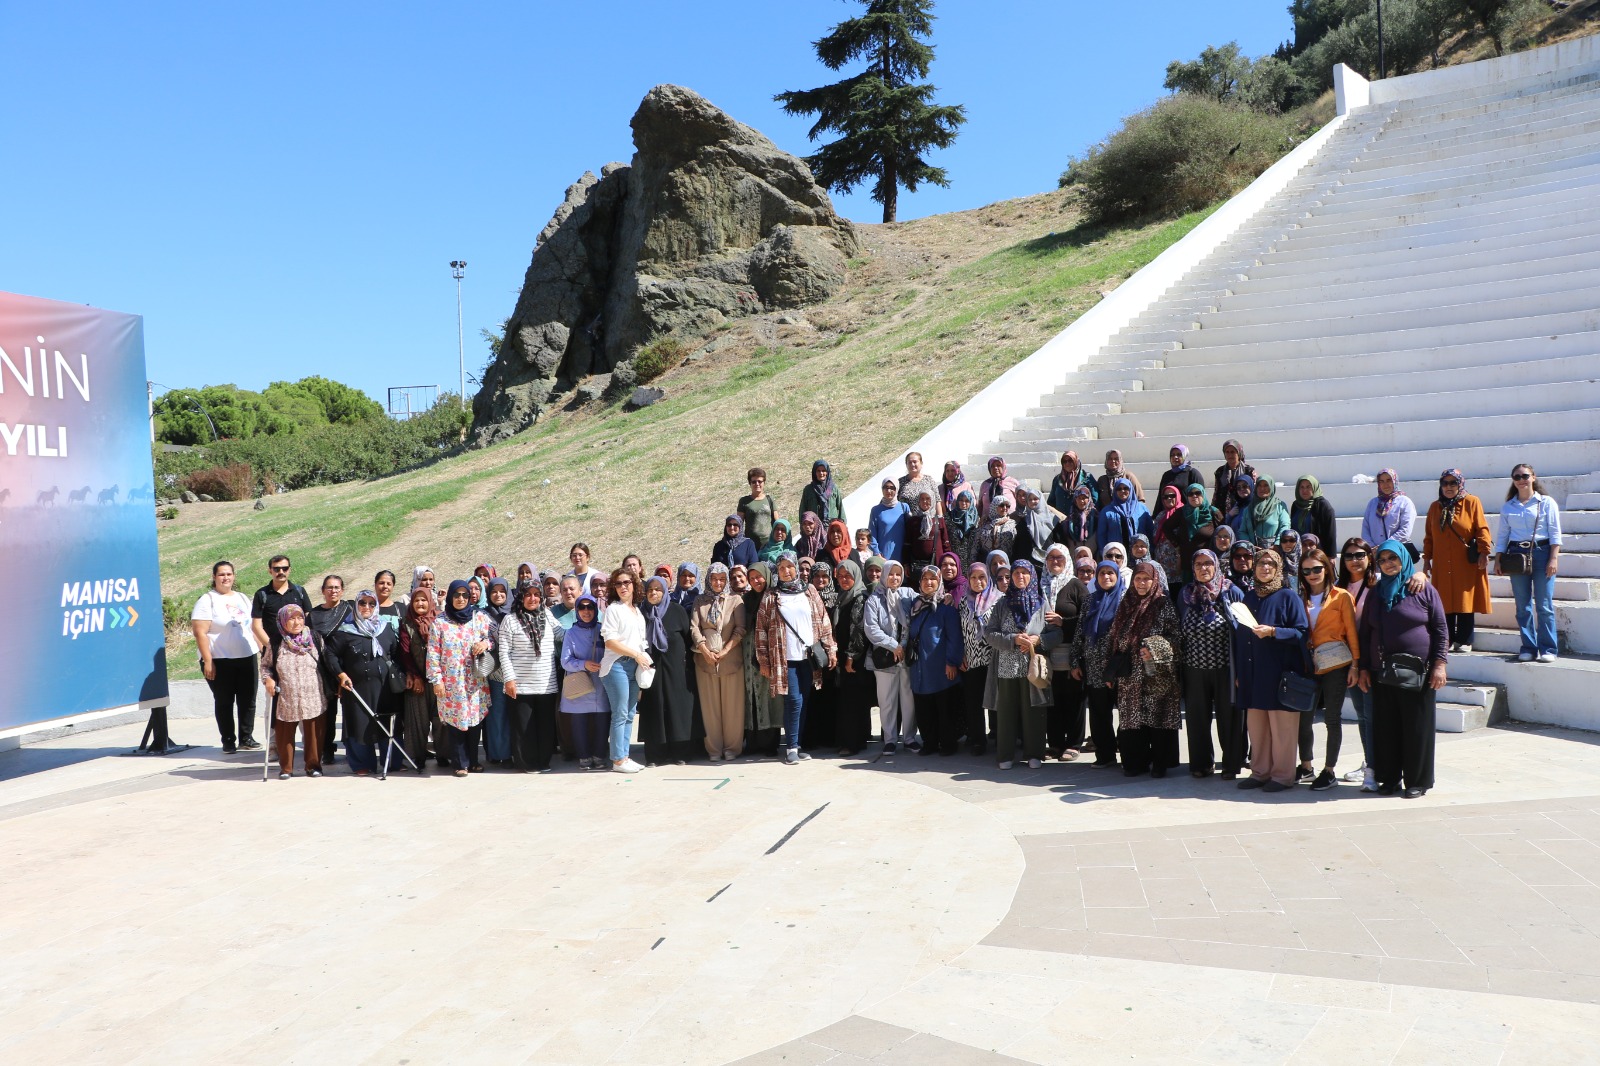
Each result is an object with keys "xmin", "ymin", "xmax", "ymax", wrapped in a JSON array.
[
  {"xmin": 754, "ymin": 552, "xmax": 837, "ymax": 764},
  {"xmin": 599, "ymin": 568, "xmax": 651, "ymax": 773},
  {"xmin": 1494, "ymin": 464, "xmax": 1563, "ymax": 662}
]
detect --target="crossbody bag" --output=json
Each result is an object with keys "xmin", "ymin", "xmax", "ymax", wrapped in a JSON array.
[{"xmin": 1497, "ymin": 497, "xmax": 1540, "ymax": 577}]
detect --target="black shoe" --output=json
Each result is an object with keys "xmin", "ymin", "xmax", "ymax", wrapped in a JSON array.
[
  {"xmin": 919, "ymin": 746, "xmax": 938, "ymax": 757},
  {"xmin": 881, "ymin": 743, "xmax": 896, "ymax": 758},
  {"xmin": 1190, "ymin": 768, "xmax": 1212, "ymax": 779},
  {"xmin": 906, "ymin": 741, "xmax": 923, "ymax": 754},
  {"xmin": 239, "ymin": 738, "xmax": 262, "ymax": 750},
  {"xmin": 222, "ymin": 743, "xmax": 238, "ymax": 755},
  {"xmin": 1123, "ymin": 768, "xmax": 1142, "ymax": 777},
  {"xmin": 1150, "ymin": 767, "xmax": 1167, "ymax": 779},
  {"xmin": 1261, "ymin": 780, "xmax": 1291, "ymax": 793},
  {"xmin": 1402, "ymin": 787, "xmax": 1427, "ymax": 799},
  {"xmin": 968, "ymin": 744, "xmax": 986, "ymax": 757},
  {"xmin": 1295, "ymin": 765, "xmax": 1313, "ymax": 783},
  {"xmin": 1236, "ymin": 777, "xmax": 1267, "ymax": 790},
  {"xmin": 1378, "ymin": 783, "xmax": 1398, "ymax": 796},
  {"xmin": 1310, "ymin": 770, "xmax": 1337, "ymax": 792}
]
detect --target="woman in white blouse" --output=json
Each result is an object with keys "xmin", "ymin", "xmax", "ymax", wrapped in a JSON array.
[
  {"xmin": 598, "ymin": 567, "xmax": 651, "ymax": 773},
  {"xmin": 190, "ymin": 560, "xmax": 262, "ymax": 753},
  {"xmin": 1494, "ymin": 464, "xmax": 1563, "ymax": 662}
]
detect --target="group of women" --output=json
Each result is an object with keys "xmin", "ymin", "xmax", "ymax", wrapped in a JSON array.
[{"xmin": 193, "ymin": 448, "xmax": 1565, "ymax": 799}]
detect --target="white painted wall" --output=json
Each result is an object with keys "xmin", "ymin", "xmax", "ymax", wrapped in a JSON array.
[{"xmin": 1368, "ymin": 33, "xmax": 1600, "ymax": 106}]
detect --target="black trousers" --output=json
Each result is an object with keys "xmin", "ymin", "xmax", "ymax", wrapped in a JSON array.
[
  {"xmin": 1372, "ymin": 683, "xmax": 1435, "ymax": 790},
  {"xmin": 1086, "ymin": 684, "xmax": 1119, "ymax": 765},
  {"xmin": 510, "ymin": 692, "xmax": 560, "ymax": 770},
  {"xmin": 318, "ymin": 680, "xmax": 340, "ymax": 758},
  {"xmin": 836, "ymin": 667, "xmax": 875, "ymax": 753},
  {"xmin": 1119, "ymin": 726, "xmax": 1179, "ymax": 775},
  {"xmin": 446, "ymin": 723, "xmax": 484, "ymax": 771},
  {"xmin": 207, "ymin": 655, "xmax": 258, "ymax": 746},
  {"xmin": 1446, "ymin": 613, "xmax": 1476, "ymax": 646},
  {"xmin": 913, "ymin": 686, "xmax": 963, "ymax": 755},
  {"xmin": 1298, "ymin": 670, "xmax": 1347, "ymax": 768},
  {"xmin": 960, "ymin": 663, "xmax": 989, "ymax": 754},
  {"xmin": 1049, "ymin": 670, "xmax": 1086, "ymax": 753},
  {"xmin": 1183, "ymin": 666, "xmax": 1238, "ymax": 774}
]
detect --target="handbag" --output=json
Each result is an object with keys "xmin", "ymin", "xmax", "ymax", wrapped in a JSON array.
[
  {"xmin": 1278, "ymin": 671, "xmax": 1318, "ymax": 712},
  {"xmin": 1497, "ymin": 497, "xmax": 1539, "ymax": 576},
  {"xmin": 637, "ymin": 664, "xmax": 657, "ymax": 689},
  {"xmin": 473, "ymin": 649, "xmax": 496, "ymax": 680},
  {"xmin": 1377, "ymin": 651, "xmax": 1427, "ymax": 691},
  {"xmin": 1312, "ymin": 639, "xmax": 1354, "ymax": 673},
  {"xmin": 870, "ymin": 646, "xmax": 899, "ymax": 670},
  {"xmin": 562, "ymin": 669, "xmax": 594, "ymax": 699},
  {"xmin": 1107, "ymin": 650, "xmax": 1134, "ymax": 679},
  {"xmin": 779, "ymin": 606, "xmax": 829, "ymax": 671},
  {"xmin": 386, "ymin": 667, "xmax": 408, "ymax": 695},
  {"xmin": 1027, "ymin": 652, "xmax": 1052, "ymax": 689}
]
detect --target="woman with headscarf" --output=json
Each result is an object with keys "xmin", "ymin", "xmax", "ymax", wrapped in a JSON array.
[
  {"xmin": 1012, "ymin": 487, "xmax": 1057, "ymax": 571},
  {"xmin": 793, "ymin": 511, "xmax": 828, "ymax": 563},
  {"xmin": 712, "ymin": 514, "xmax": 759, "ymax": 570},
  {"xmin": 1232, "ymin": 549, "xmax": 1310, "ymax": 793},
  {"xmin": 1043, "ymin": 554, "xmax": 1092, "ymax": 761},
  {"xmin": 1149, "ymin": 485, "xmax": 1185, "ymax": 583},
  {"xmin": 1101, "ymin": 542, "xmax": 1133, "ymax": 585},
  {"xmin": 863, "ymin": 559, "xmax": 918, "ymax": 755},
  {"xmin": 1159, "ymin": 444, "xmax": 1201, "ymax": 496},
  {"xmin": 936, "ymin": 551, "xmax": 969, "ymax": 607},
  {"xmin": 259, "ymin": 604, "xmax": 325, "ymax": 778},
  {"xmin": 946, "ymin": 489, "xmax": 981, "ymax": 567},
  {"xmin": 1128, "ymin": 533, "xmax": 1153, "ymax": 569},
  {"xmin": 824, "ymin": 519, "xmax": 852, "ymax": 565},
  {"xmin": 1228, "ymin": 541, "xmax": 1256, "ymax": 593},
  {"xmin": 398, "ymin": 588, "xmax": 438, "ymax": 771},
  {"xmin": 897, "ymin": 452, "xmax": 941, "ymax": 515},
  {"xmin": 983, "ymin": 560, "xmax": 1050, "ymax": 769},
  {"xmin": 1224, "ymin": 473, "xmax": 1257, "ymax": 532},
  {"xmin": 1039, "ymin": 544, "xmax": 1072, "ymax": 605},
  {"xmin": 1289, "ymin": 475, "xmax": 1337, "ymax": 552},
  {"xmin": 1213, "ymin": 440, "xmax": 1257, "ymax": 518},
  {"xmin": 1072, "ymin": 560, "xmax": 1126, "ymax": 768},
  {"xmin": 755, "ymin": 552, "xmax": 837, "ymax": 764},
  {"xmin": 903, "ymin": 489, "xmax": 949, "ymax": 573},
  {"xmin": 1358, "ymin": 539, "xmax": 1448, "ymax": 797},
  {"xmin": 691, "ymin": 563, "xmax": 748, "ymax": 762},
  {"xmin": 1422, "ymin": 469, "xmax": 1492, "ymax": 653},
  {"xmin": 480, "ymin": 577, "xmax": 514, "ymax": 765},
  {"xmin": 427, "ymin": 580, "xmax": 494, "ymax": 777},
  {"xmin": 905, "ymin": 564, "xmax": 966, "ymax": 756},
  {"xmin": 496, "ymin": 580, "xmax": 561, "ymax": 771},
  {"xmin": 939, "ymin": 460, "xmax": 974, "ymax": 516},
  {"xmin": 803, "ymin": 561, "xmax": 840, "ymax": 750},
  {"xmin": 978, "ymin": 456, "xmax": 1020, "ymax": 517},
  {"xmin": 957, "ymin": 561, "xmax": 999, "ymax": 756},
  {"xmin": 1096, "ymin": 477, "xmax": 1153, "ymax": 551},
  {"xmin": 1275, "ymin": 528, "xmax": 1304, "ymax": 595},
  {"xmin": 465, "ymin": 576, "xmax": 486, "ymax": 611},
  {"xmin": 1361, "ymin": 469, "xmax": 1416, "ymax": 547},
  {"xmin": 637, "ymin": 575, "xmax": 697, "ymax": 766},
  {"xmin": 977, "ymin": 494, "xmax": 1019, "ymax": 560},
  {"xmin": 742, "ymin": 563, "xmax": 784, "ymax": 757},
  {"xmin": 1096, "ymin": 450, "xmax": 1146, "ymax": 507},
  {"xmin": 1178, "ymin": 549, "xmax": 1244, "ymax": 779},
  {"xmin": 800, "ymin": 459, "xmax": 845, "ymax": 524},
  {"xmin": 409, "ymin": 565, "xmax": 437, "ymax": 608},
  {"xmin": 1238, "ymin": 475, "xmax": 1291, "ymax": 548},
  {"xmin": 1050, "ymin": 485, "xmax": 1099, "ymax": 559},
  {"xmin": 761, "ymin": 518, "xmax": 796, "ymax": 563},
  {"xmin": 832, "ymin": 559, "xmax": 874, "ymax": 756},
  {"xmin": 557, "ymin": 594, "xmax": 610, "ymax": 770},
  {"xmin": 541, "ymin": 570, "xmax": 564, "ymax": 610},
  {"xmin": 1105, "ymin": 561, "xmax": 1181, "ymax": 777},
  {"xmin": 729, "ymin": 565, "xmax": 750, "ymax": 593},
  {"xmin": 1048, "ymin": 450, "xmax": 1098, "ymax": 517},
  {"xmin": 1212, "ymin": 523, "xmax": 1235, "ymax": 557},
  {"xmin": 1163, "ymin": 482, "xmax": 1221, "ymax": 586},
  {"xmin": 327, "ymin": 589, "xmax": 401, "ymax": 777},
  {"xmin": 671, "ymin": 563, "xmax": 701, "ymax": 615}
]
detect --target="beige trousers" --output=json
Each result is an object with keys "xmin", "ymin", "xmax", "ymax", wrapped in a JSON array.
[
  {"xmin": 697, "ymin": 665, "xmax": 746, "ymax": 757},
  {"xmin": 1247, "ymin": 708, "xmax": 1300, "ymax": 786}
]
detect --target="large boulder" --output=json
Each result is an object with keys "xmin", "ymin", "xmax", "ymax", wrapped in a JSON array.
[{"xmin": 472, "ymin": 85, "xmax": 858, "ymax": 444}]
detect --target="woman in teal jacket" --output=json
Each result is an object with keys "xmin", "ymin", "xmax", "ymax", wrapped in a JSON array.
[{"xmin": 1237, "ymin": 474, "xmax": 1291, "ymax": 547}]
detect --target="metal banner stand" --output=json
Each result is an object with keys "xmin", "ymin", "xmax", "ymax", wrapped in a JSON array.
[{"xmin": 123, "ymin": 703, "xmax": 193, "ymax": 756}]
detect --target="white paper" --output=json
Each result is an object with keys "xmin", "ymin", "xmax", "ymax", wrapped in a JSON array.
[{"xmin": 1227, "ymin": 600, "xmax": 1258, "ymax": 629}]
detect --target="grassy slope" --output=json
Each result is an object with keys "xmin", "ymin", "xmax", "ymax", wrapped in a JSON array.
[{"xmin": 159, "ymin": 194, "xmax": 1212, "ymax": 674}]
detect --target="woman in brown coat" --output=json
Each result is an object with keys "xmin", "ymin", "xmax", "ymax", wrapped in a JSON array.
[
  {"xmin": 690, "ymin": 563, "xmax": 748, "ymax": 761},
  {"xmin": 1422, "ymin": 469, "xmax": 1492, "ymax": 653}
]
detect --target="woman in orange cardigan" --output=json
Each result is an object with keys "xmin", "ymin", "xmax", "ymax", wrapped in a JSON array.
[
  {"xmin": 1296, "ymin": 548, "xmax": 1360, "ymax": 793},
  {"xmin": 1422, "ymin": 469, "xmax": 1493, "ymax": 652}
]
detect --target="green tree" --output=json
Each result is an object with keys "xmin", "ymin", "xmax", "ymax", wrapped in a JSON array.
[
  {"xmin": 293, "ymin": 375, "xmax": 383, "ymax": 424},
  {"xmin": 152, "ymin": 385, "xmax": 295, "ymax": 445},
  {"xmin": 1164, "ymin": 42, "xmax": 1251, "ymax": 100},
  {"xmin": 775, "ymin": 0, "xmax": 966, "ymax": 223}
]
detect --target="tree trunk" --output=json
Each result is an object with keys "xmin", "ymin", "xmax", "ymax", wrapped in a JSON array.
[{"xmin": 882, "ymin": 166, "xmax": 898, "ymax": 224}]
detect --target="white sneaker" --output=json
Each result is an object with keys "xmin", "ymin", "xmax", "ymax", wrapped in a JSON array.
[
  {"xmin": 1361, "ymin": 768, "xmax": 1377, "ymax": 793},
  {"xmin": 612, "ymin": 759, "xmax": 644, "ymax": 774},
  {"xmin": 1517, "ymin": 651, "xmax": 1535, "ymax": 662},
  {"xmin": 1028, "ymin": 758, "xmax": 1041, "ymax": 769},
  {"xmin": 1341, "ymin": 763, "xmax": 1366, "ymax": 783},
  {"xmin": 998, "ymin": 760, "xmax": 1014, "ymax": 770},
  {"xmin": 1456, "ymin": 644, "xmax": 1472, "ymax": 653},
  {"xmin": 706, "ymin": 752, "xmax": 721, "ymax": 762},
  {"xmin": 723, "ymin": 751, "xmax": 739, "ymax": 762},
  {"xmin": 1538, "ymin": 652, "xmax": 1558, "ymax": 663}
]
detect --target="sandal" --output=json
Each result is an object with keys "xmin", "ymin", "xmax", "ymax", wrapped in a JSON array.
[
  {"xmin": 453, "ymin": 769, "xmax": 469, "ymax": 778},
  {"xmin": 1059, "ymin": 749, "xmax": 1079, "ymax": 762}
]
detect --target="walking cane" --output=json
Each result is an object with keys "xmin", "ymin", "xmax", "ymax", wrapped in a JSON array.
[{"xmin": 263, "ymin": 690, "xmax": 275, "ymax": 782}]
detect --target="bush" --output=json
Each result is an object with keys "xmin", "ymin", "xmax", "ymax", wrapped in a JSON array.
[
  {"xmin": 162, "ymin": 596, "xmax": 187, "ymax": 633},
  {"xmin": 181, "ymin": 463, "xmax": 255, "ymax": 502},
  {"xmin": 1062, "ymin": 95, "xmax": 1305, "ymax": 225},
  {"xmin": 633, "ymin": 336, "xmax": 692, "ymax": 383}
]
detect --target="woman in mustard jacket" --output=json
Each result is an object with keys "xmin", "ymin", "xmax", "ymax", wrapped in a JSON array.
[{"xmin": 1296, "ymin": 548, "xmax": 1360, "ymax": 792}]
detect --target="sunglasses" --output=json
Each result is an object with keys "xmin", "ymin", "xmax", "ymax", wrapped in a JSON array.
[
  {"xmin": 613, "ymin": 579, "xmax": 633, "ymax": 587},
  {"xmin": 1513, "ymin": 473, "xmax": 1532, "ymax": 481},
  {"xmin": 1107, "ymin": 552, "xmax": 1124, "ymax": 559},
  {"xmin": 1300, "ymin": 566, "xmax": 1325, "ymax": 575},
  {"xmin": 271, "ymin": 566, "xmax": 290, "ymax": 573},
  {"xmin": 1342, "ymin": 551, "xmax": 1367, "ymax": 559},
  {"xmin": 1441, "ymin": 479, "xmax": 1461, "ymax": 487}
]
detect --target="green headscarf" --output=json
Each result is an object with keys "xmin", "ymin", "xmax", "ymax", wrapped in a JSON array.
[
  {"xmin": 759, "ymin": 519, "xmax": 793, "ymax": 563},
  {"xmin": 863, "ymin": 554, "xmax": 888, "ymax": 591},
  {"xmin": 1290, "ymin": 474, "xmax": 1321, "ymax": 517},
  {"xmin": 1250, "ymin": 474, "xmax": 1282, "ymax": 525},
  {"xmin": 1180, "ymin": 483, "xmax": 1219, "ymax": 542}
]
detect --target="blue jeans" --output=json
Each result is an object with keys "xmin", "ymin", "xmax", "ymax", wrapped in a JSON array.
[
  {"xmin": 784, "ymin": 660, "xmax": 813, "ymax": 751},
  {"xmin": 600, "ymin": 658, "xmax": 640, "ymax": 763},
  {"xmin": 1508, "ymin": 544, "xmax": 1558, "ymax": 655},
  {"xmin": 483, "ymin": 679, "xmax": 512, "ymax": 761},
  {"xmin": 1345, "ymin": 684, "xmax": 1372, "ymax": 767}
]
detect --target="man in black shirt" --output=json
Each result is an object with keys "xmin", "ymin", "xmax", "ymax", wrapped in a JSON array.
[
  {"xmin": 249, "ymin": 554, "xmax": 312, "ymax": 752},
  {"xmin": 307, "ymin": 574, "xmax": 353, "ymax": 760}
]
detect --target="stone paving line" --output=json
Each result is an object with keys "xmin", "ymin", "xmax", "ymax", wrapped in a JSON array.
[{"xmin": 2, "ymin": 716, "xmax": 1598, "ymax": 1064}]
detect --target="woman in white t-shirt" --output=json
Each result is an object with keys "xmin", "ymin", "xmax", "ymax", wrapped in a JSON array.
[
  {"xmin": 191, "ymin": 560, "xmax": 262, "ymax": 753},
  {"xmin": 598, "ymin": 567, "xmax": 651, "ymax": 773}
]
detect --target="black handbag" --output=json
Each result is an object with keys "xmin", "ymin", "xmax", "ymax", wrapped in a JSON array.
[
  {"xmin": 1107, "ymin": 650, "xmax": 1134, "ymax": 679},
  {"xmin": 1378, "ymin": 651, "xmax": 1427, "ymax": 691},
  {"xmin": 779, "ymin": 607, "xmax": 829, "ymax": 671},
  {"xmin": 386, "ymin": 666, "xmax": 407, "ymax": 695},
  {"xmin": 1497, "ymin": 498, "xmax": 1539, "ymax": 576},
  {"xmin": 870, "ymin": 646, "xmax": 898, "ymax": 670},
  {"xmin": 1278, "ymin": 671, "xmax": 1318, "ymax": 712}
]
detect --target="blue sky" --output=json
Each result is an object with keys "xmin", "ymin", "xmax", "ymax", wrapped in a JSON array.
[{"xmin": 2, "ymin": 1, "xmax": 1289, "ymax": 405}]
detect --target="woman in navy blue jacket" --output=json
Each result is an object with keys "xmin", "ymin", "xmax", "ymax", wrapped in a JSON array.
[
  {"xmin": 905, "ymin": 565, "xmax": 966, "ymax": 756},
  {"xmin": 711, "ymin": 514, "xmax": 759, "ymax": 570},
  {"xmin": 1231, "ymin": 548, "xmax": 1309, "ymax": 793}
]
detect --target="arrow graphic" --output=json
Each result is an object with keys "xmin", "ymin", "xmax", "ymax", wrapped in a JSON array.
[
  {"xmin": 126, "ymin": 607, "xmax": 138, "ymax": 626},
  {"xmin": 108, "ymin": 607, "xmax": 123, "ymax": 629}
]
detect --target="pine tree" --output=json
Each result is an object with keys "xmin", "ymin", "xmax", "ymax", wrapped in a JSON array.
[{"xmin": 775, "ymin": 0, "xmax": 966, "ymax": 223}]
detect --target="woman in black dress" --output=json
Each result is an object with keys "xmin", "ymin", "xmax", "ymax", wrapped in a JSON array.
[
  {"xmin": 325, "ymin": 590, "xmax": 401, "ymax": 777},
  {"xmin": 638, "ymin": 575, "xmax": 698, "ymax": 765}
]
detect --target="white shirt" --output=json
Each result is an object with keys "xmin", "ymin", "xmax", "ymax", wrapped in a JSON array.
[
  {"xmin": 191, "ymin": 590, "xmax": 259, "ymax": 659},
  {"xmin": 777, "ymin": 592, "xmax": 814, "ymax": 662},
  {"xmin": 1307, "ymin": 591, "xmax": 1325, "ymax": 628},
  {"xmin": 599, "ymin": 603, "xmax": 647, "ymax": 676}
]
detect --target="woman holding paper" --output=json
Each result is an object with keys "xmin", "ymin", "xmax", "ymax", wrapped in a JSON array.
[{"xmin": 1232, "ymin": 549, "xmax": 1309, "ymax": 793}]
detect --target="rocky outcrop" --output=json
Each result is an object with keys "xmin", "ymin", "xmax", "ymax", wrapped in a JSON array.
[{"xmin": 472, "ymin": 84, "xmax": 859, "ymax": 444}]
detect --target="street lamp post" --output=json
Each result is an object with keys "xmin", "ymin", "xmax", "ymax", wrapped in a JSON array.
[
  {"xmin": 450, "ymin": 260, "xmax": 467, "ymax": 410},
  {"xmin": 1377, "ymin": 0, "xmax": 1386, "ymax": 79}
]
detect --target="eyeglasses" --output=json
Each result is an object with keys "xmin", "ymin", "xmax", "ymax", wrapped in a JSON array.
[
  {"xmin": 1300, "ymin": 566, "xmax": 1325, "ymax": 575},
  {"xmin": 1512, "ymin": 473, "xmax": 1532, "ymax": 481},
  {"xmin": 271, "ymin": 565, "xmax": 290, "ymax": 573}
]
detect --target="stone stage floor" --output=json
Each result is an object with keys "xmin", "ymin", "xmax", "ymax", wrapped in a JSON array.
[{"xmin": 2, "ymin": 714, "xmax": 1597, "ymax": 1065}]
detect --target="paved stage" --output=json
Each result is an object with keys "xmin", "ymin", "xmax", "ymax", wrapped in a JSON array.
[{"xmin": 2, "ymin": 714, "xmax": 1598, "ymax": 1065}]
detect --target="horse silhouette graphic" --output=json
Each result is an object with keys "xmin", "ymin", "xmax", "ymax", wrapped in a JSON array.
[
  {"xmin": 37, "ymin": 486, "xmax": 60, "ymax": 506},
  {"xmin": 68, "ymin": 486, "xmax": 92, "ymax": 503},
  {"xmin": 98, "ymin": 485, "xmax": 120, "ymax": 504},
  {"xmin": 129, "ymin": 484, "xmax": 152, "ymax": 501}
]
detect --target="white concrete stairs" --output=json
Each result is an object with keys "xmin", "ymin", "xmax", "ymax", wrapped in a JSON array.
[{"xmin": 973, "ymin": 49, "xmax": 1600, "ymax": 731}]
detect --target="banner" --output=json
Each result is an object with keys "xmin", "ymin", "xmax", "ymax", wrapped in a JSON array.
[{"xmin": 0, "ymin": 291, "xmax": 168, "ymax": 731}]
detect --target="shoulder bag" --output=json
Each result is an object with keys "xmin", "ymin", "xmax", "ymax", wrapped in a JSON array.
[
  {"xmin": 779, "ymin": 601, "xmax": 830, "ymax": 671},
  {"xmin": 1312, "ymin": 640, "xmax": 1353, "ymax": 673},
  {"xmin": 1497, "ymin": 497, "xmax": 1539, "ymax": 576},
  {"xmin": 1377, "ymin": 651, "xmax": 1427, "ymax": 691},
  {"xmin": 1277, "ymin": 670, "xmax": 1318, "ymax": 712},
  {"xmin": 1027, "ymin": 651, "xmax": 1052, "ymax": 689},
  {"xmin": 562, "ymin": 669, "xmax": 594, "ymax": 699}
]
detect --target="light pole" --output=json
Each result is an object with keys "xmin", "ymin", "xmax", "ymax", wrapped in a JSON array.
[
  {"xmin": 1376, "ymin": 0, "xmax": 1386, "ymax": 79},
  {"xmin": 450, "ymin": 260, "xmax": 467, "ymax": 409}
]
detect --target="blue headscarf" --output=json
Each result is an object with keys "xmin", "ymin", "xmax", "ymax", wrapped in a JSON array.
[
  {"xmin": 1374, "ymin": 538, "xmax": 1415, "ymax": 611},
  {"xmin": 443, "ymin": 580, "xmax": 476, "ymax": 625},
  {"xmin": 1084, "ymin": 561, "xmax": 1127, "ymax": 641},
  {"xmin": 1106, "ymin": 477, "xmax": 1151, "ymax": 527},
  {"xmin": 643, "ymin": 576, "xmax": 671, "ymax": 652},
  {"xmin": 671, "ymin": 562, "xmax": 701, "ymax": 613},
  {"xmin": 1006, "ymin": 560, "xmax": 1043, "ymax": 628}
]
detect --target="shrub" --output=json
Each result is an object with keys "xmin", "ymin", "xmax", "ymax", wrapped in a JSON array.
[
  {"xmin": 181, "ymin": 463, "xmax": 255, "ymax": 502},
  {"xmin": 159, "ymin": 506, "xmax": 179, "ymax": 521},
  {"xmin": 1062, "ymin": 95, "xmax": 1304, "ymax": 225},
  {"xmin": 161, "ymin": 596, "xmax": 187, "ymax": 632},
  {"xmin": 633, "ymin": 336, "xmax": 692, "ymax": 383}
]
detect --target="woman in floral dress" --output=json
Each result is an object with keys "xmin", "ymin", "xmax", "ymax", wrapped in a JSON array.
[
  {"xmin": 428, "ymin": 579, "xmax": 493, "ymax": 777},
  {"xmin": 260, "ymin": 604, "xmax": 324, "ymax": 779}
]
